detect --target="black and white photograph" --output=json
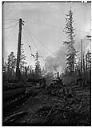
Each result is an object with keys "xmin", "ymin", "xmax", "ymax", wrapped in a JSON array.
[{"xmin": 2, "ymin": 1, "xmax": 91, "ymax": 126}]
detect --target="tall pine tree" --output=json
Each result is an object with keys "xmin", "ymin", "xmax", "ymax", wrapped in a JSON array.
[{"xmin": 64, "ymin": 9, "xmax": 76, "ymax": 72}]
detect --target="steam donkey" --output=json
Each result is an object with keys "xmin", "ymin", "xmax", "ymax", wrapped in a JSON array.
[{"xmin": 47, "ymin": 72, "xmax": 64, "ymax": 96}]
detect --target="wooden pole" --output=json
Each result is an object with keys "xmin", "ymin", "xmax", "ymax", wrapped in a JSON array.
[{"xmin": 16, "ymin": 18, "xmax": 24, "ymax": 81}]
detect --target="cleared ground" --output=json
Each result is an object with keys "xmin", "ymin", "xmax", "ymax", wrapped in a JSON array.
[{"xmin": 3, "ymin": 84, "xmax": 91, "ymax": 126}]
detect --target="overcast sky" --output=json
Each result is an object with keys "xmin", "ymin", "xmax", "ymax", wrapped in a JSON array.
[{"xmin": 3, "ymin": 1, "xmax": 91, "ymax": 72}]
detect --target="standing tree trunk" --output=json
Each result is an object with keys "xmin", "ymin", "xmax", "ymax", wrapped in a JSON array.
[{"xmin": 64, "ymin": 9, "xmax": 76, "ymax": 73}]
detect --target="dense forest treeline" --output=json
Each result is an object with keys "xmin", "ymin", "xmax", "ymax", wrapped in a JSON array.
[{"xmin": 3, "ymin": 48, "xmax": 91, "ymax": 86}]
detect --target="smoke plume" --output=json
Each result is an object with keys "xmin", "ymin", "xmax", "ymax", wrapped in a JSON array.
[{"xmin": 45, "ymin": 45, "xmax": 66, "ymax": 74}]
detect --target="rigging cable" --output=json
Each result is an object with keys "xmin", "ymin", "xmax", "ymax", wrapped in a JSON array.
[
  {"xmin": 26, "ymin": 19, "xmax": 64, "ymax": 48},
  {"xmin": 23, "ymin": 27, "xmax": 46, "ymax": 62},
  {"xmin": 24, "ymin": 25, "xmax": 56, "ymax": 56},
  {"xmin": 29, "ymin": 30, "xmax": 56, "ymax": 57},
  {"xmin": 23, "ymin": 27, "xmax": 38, "ymax": 54},
  {"xmin": 23, "ymin": 27, "xmax": 45, "ymax": 57}
]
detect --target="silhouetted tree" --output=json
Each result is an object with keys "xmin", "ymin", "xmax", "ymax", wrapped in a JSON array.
[
  {"xmin": 20, "ymin": 44, "xmax": 27, "ymax": 73},
  {"xmin": 7, "ymin": 52, "xmax": 16, "ymax": 78},
  {"xmin": 64, "ymin": 9, "xmax": 76, "ymax": 72},
  {"xmin": 86, "ymin": 50, "xmax": 91, "ymax": 71},
  {"xmin": 3, "ymin": 61, "xmax": 8, "ymax": 80}
]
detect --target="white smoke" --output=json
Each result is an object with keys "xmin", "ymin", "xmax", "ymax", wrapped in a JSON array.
[{"xmin": 45, "ymin": 45, "xmax": 67, "ymax": 74}]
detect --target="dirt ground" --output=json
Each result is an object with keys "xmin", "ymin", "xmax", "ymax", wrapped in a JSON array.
[{"xmin": 3, "ymin": 85, "xmax": 91, "ymax": 126}]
